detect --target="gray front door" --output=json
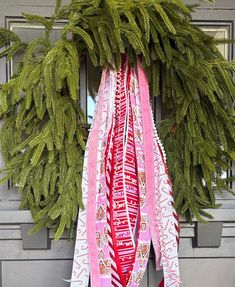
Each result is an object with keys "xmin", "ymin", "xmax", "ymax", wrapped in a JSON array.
[{"xmin": 0, "ymin": 1, "xmax": 235, "ymax": 287}]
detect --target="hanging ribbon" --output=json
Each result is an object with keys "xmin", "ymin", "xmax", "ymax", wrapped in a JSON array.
[{"xmin": 69, "ymin": 56, "xmax": 181, "ymax": 287}]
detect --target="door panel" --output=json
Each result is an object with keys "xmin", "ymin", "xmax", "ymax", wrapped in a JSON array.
[
  {"xmin": 0, "ymin": 1, "xmax": 235, "ymax": 287},
  {"xmin": 2, "ymin": 260, "xmax": 73, "ymax": 287}
]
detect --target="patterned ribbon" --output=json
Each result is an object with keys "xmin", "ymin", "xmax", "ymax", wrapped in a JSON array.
[{"xmin": 69, "ymin": 56, "xmax": 180, "ymax": 287}]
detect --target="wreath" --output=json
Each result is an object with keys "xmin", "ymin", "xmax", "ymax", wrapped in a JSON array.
[{"xmin": 0, "ymin": 0, "xmax": 234, "ymax": 239}]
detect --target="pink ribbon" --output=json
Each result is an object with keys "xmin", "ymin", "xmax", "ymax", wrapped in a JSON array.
[
  {"xmin": 137, "ymin": 59, "xmax": 162, "ymax": 270},
  {"xmin": 86, "ymin": 68, "xmax": 108, "ymax": 287},
  {"xmin": 69, "ymin": 56, "xmax": 180, "ymax": 287}
]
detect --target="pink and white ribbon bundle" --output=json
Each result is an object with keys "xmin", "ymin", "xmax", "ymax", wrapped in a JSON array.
[{"xmin": 69, "ymin": 56, "xmax": 181, "ymax": 287}]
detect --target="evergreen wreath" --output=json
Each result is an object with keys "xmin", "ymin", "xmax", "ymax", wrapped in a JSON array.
[{"xmin": 0, "ymin": 0, "xmax": 234, "ymax": 239}]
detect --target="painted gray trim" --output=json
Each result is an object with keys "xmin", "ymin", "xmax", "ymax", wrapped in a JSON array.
[
  {"xmin": 201, "ymin": 208, "xmax": 235, "ymax": 221},
  {"xmin": 0, "ymin": 211, "xmax": 32, "ymax": 224},
  {"xmin": 184, "ymin": 0, "xmax": 235, "ymax": 9},
  {"xmin": 0, "ymin": 261, "xmax": 2, "ymax": 287},
  {"xmin": 0, "ymin": 240, "xmax": 74, "ymax": 260},
  {"xmin": 1, "ymin": 209, "xmax": 235, "ymax": 225},
  {"xmin": 1, "ymin": 259, "xmax": 73, "ymax": 287}
]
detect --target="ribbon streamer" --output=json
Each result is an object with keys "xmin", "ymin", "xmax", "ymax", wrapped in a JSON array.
[{"xmin": 69, "ymin": 56, "xmax": 180, "ymax": 287}]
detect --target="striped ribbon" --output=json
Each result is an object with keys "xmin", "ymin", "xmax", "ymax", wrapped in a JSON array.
[{"xmin": 69, "ymin": 56, "xmax": 181, "ymax": 287}]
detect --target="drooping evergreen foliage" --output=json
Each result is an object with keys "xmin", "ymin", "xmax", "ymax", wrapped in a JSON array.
[{"xmin": 0, "ymin": 0, "xmax": 234, "ymax": 237}]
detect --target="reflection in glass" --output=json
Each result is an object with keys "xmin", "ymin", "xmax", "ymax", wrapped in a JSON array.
[
  {"xmin": 9, "ymin": 21, "xmax": 64, "ymax": 76},
  {"xmin": 201, "ymin": 25, "xmax": 230, "ymax": 59},
  {"xmin": 87, "ymin": 58, "xmax": 102, "ymax": 123}
]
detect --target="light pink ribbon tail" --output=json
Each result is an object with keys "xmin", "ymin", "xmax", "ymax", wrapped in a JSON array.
[
  {"xmin": 137, "ymin": 58, "xmax": 162, "ymax": 270},
  {"xmin": 86, "ymin": 68, "xmax": 108, "ymax": 287}
]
